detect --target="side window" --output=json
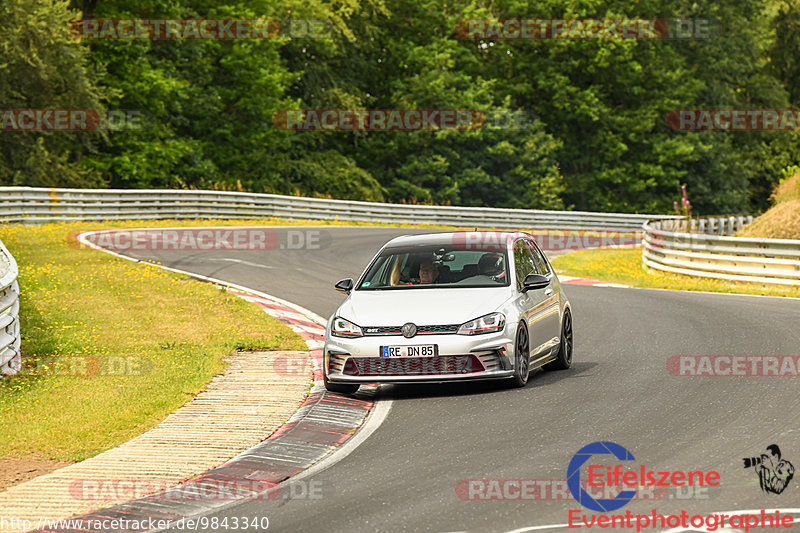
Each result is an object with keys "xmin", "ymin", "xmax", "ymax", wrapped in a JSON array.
[
  {"xmin": 514, "ymin": 240, "xmax": 539, "ymax": 288},
  {"xmin": 526, "ymin": 240, "xmax": 551, "ymax": 276}
]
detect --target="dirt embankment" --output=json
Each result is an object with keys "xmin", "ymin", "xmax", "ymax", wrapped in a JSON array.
[{"xmin": 736, "ymin": 173, "xmax": 800, "ymax": 239}]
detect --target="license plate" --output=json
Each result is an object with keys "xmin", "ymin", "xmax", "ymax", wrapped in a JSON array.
[{"xmin": 381, "ymin": 345, "xmax": 438, "ymax": 358}]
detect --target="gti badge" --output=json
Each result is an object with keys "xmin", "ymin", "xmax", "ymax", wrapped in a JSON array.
[{"xmin": 401, "ymin": 322, "xmax": 417, "ymax": 338}]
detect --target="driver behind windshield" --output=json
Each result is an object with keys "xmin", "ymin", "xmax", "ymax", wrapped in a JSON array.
[
  {"xmin": 418, "ymin": 260, "xmax": 439, "ymax": 284},
  {"xmin": 390, "ymin": 255, "xmax": 439, "ymax": 285}
]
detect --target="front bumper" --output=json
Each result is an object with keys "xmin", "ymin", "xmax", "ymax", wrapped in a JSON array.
[{"xmin": 324, "ymin": 331, "xmax": 516, "ymax": 384}]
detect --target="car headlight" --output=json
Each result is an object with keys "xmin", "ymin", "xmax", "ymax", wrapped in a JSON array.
[
  {"xmin": 457, "ymin": 313, "xmax": 505, "ymax": 335},
  {"xmin": 331, "ymin": 317, "xmax": 363, "ymax": 338}
]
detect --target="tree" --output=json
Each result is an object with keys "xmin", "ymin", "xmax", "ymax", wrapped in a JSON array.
[{"xmin": 0, "ymin": 0, "xmax": 107, "ymax": 187}]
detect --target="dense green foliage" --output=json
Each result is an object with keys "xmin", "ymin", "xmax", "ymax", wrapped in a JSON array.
[{"xmin": 2, "ymin": 0, "xmax": 799, "ymax": 214}]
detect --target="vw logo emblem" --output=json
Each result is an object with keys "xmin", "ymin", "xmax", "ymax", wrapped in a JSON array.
[{"xmin": 401, "ymin": 322, "xmax": 417, "ymax": 338}]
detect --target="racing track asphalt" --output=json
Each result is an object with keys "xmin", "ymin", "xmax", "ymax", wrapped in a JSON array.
[{"xmin": 113, "ymin": 226, "xmax": 800, "ymax": 533}]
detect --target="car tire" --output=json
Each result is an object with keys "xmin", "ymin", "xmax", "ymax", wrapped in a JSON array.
[
  {"xmin": 509, "ymin": 322, "xmax": 530, "ymax": 388},
  {"xmin": 324, "ymin": 373, "xmax": 360, "ymax": 395},
  {"xmin": 544, "ymin": 309, "xmax": 573, "ymax": 371}
]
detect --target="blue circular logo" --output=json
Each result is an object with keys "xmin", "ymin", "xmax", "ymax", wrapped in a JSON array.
[{"xmin": 567, "ymin": 441, "xmax": 637, "ymax": 513}]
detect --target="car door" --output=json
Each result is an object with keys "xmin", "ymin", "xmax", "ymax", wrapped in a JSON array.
[
  {"xmin": 513, "ymin": 239, "xmax": 553, "ymax": 359},
  {"xmin": 525, "ymin": 239, "xmax": 562, "ymax": 358}
]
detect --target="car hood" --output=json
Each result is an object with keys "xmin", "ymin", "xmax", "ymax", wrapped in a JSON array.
[{"xmin": 337, "ymin": 287, "xmax": 513, "ymax": 327}]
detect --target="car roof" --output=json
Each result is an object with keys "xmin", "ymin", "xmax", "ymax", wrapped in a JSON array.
[{"xmin": 382, "ymin": 231, "xmax": 532, "ymax": 250}]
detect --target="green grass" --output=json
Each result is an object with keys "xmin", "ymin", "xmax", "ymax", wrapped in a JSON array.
[
  {"xmin": 0, "ymin": 222, "xmax": 307, "ymax": 462},
  {"xmin": 551, "ymin": 246, "xmax": 800, "ymax": 298}
]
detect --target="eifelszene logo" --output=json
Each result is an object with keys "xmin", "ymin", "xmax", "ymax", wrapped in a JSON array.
[
  {"xmin": 567, "ymin": 441, "xmax": 721, "ymax": 512},
  {"xmin": 568, "ymin": 441, "xmax": 637, "ymax": 512},
  {"xmin": 743, "ymin": 444, "xmax": 795, "ymax": 495}
]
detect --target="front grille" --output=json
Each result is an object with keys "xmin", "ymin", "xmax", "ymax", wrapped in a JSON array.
[
  {"xmin": 417, "ymin": 324, "xmax": 460, "ymax": 334},
  {"xmin": 362, "ymin": 324, "xmax": 460, "ymax": 336},
  {"xmin": 342, "ymin": 355, "xmax": 485, "ymax": 376},
  {"xmin": 363, "ymin": 326, "xmax": 402, "ymax": 335}
]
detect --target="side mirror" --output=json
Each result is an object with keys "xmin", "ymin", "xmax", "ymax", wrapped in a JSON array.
[
  {"xmin": 335, "ymin": 278, "xmax": 354, "ymax": 294},
  {"xmin": 522, "ymin": 273, "xmax": 549, "ymax": 292}
]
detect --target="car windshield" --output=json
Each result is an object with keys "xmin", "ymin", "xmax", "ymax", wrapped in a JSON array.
[{"xmin": 357, "ymin": 245, "xmax": 510, "ymax": 290}]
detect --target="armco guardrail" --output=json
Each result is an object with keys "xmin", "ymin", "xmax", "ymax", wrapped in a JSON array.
[
  {"xmin": 0, "ymin": 187, "xmax": 670, "ymax": 231},
  {"xmin": 642, "ymin": 216, "xmax": 800, "ymax": 286},
  {"xmin": 0, "ymin": 238, "xmax": 20, "ymax": 375}
]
